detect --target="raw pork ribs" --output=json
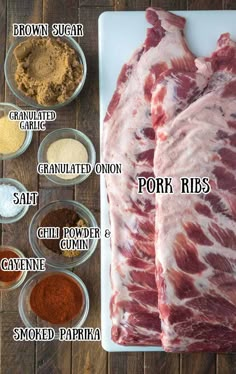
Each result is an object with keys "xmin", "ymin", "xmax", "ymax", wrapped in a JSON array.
[
  {"xmin": 153, "ymin": 33, "xmax": 236, "ymax": 352},
  {"xmin": 103, "ymin": 8, "xmax": 200, "ymax": 346},
  {"xmin": 103, "ymin": 7, "xmax": 236, "ymax": 351}
]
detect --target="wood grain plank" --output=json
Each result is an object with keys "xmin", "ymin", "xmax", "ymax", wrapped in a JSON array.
[
  {"xmin": 181, "ymin": 353, "xmax": 216, "ymax": 374},
  {"xmin": 136, "ymin": 0, "xmax": 151, "ymax": 9},
  {"xmin": 217, "ymin": 354, "xmax": 236, "ymax": 374},
  {"xmin": 144, "ymin": 352, "xmax": 179, "ymax": 374},
  {"xmin": 75, "ymin": 4, "xmax": 101, "ymax": 212},
  {"xmin": 115, "ymin": 0, "xmax": 150, "ymax": 10},
  {"xmin": 43, "ymin": 0, "xmax": 78, "ymax": 24},
  {"xmin": 135, "ymin": 0, "xmax": 151, "ymax": 9},
  {"xmin": 39, "ymin": 188, "xmax": 74, "ymax": 208},
  {"xmin": 109, "ymin": 352, "xmax": 144, "ymax": 374},
  {"xmin": 1, "ymin": 312, "xmax": 35, "ymax": 374},
  {"xmin": 223, "ymin": 0, "xmax": 236, "ymax": 9},
  {"xmin": 80, "ymin": 0, "xmax": 113, "ymax": 6},
  {"xmin": 151, "ymin": 0, "xmax": 187, "ymax": 9},
  {"xmin": 72, "ymin": 6, "xmax": 107, "ymax": 374},
  {"xmin": 36, "ymin": 341, "xmax": 72, "ymax": 374},
  {"xmin": 187, "ymin": 0, "xmax": 223, "ymax": 10},
  {"xmin": 114, "ymin": 0, "xmax": 135, "ymax": 10}
]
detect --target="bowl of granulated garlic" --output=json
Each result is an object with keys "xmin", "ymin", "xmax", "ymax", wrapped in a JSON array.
[{"xmin": 0, "ymin": 103, "xmax": 32, "ymax": 160}]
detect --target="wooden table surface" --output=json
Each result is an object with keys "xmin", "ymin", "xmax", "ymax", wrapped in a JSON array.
[{"xmin": 0, "ymin": 0, "xmax": 235, "ymax": 373}]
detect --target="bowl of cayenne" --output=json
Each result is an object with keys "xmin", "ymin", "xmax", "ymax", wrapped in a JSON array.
[
  {"xmin": 18, "ymin": 270, "xmax": 89, "ymax": 335},
  {"xmin": 0, "ymin": 246, "xmax": 27, "ymax": 291},
  {"xmin": 4, "ymin": 35, "xmax": 87, "ymax": 109},
  {"xmin": 29, "ymin": 200, "xmax": 99, "ymax": 269}
]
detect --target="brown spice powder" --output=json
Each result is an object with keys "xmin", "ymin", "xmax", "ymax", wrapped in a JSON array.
[
  {"xmin": 14, "ymin": 37, "xmax": 83, "ymax": 106},
  {"xmin": 30, "ymin": 274, "xmax": 83, "ymax": 324},
  {"xmin": 40, "ymin": 208, "xmax": 80, "ymax": 254}
]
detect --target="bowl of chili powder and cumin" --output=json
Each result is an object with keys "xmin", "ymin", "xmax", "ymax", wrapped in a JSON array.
[
  {"xmin": 29, "ymin": 200, "xmax": 98, "ymax": 268},
  {"xmin": 19, "ymin": 270, "xmax": 89, "ymax": 333}
]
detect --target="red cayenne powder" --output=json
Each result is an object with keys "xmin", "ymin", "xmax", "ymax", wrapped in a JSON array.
[{"xmin": 0, "ymin": 249, "xmax": 22, "ymax": 283}]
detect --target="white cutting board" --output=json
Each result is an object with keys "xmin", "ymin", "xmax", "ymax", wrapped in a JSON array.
[{"xmin": 99, "ymin": 10, "xmax": 236, "ymax": 352}]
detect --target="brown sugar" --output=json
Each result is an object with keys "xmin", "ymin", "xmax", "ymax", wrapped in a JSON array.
[{"xmin": 14, "ymin": 37, "xmax": 83, "ymax": 106}]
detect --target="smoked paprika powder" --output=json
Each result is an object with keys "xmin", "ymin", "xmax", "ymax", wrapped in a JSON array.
[{"xmin": 30, "ymin": 273, "xmax": 84, "ymax": 324}]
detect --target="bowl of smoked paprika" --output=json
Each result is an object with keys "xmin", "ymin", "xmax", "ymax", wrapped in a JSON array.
[
  {"xmin": 0, "ymin": 246, "xmax": 27, "ymax": 290},
  {"xmin": 18, "ymin": 270, "xmax": 89, "ymax": 334}
]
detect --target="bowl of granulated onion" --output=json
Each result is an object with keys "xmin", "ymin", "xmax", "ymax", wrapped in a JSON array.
[{"xmin": 38, "ymin": 128, "xmax": 96, "ymax": 186}]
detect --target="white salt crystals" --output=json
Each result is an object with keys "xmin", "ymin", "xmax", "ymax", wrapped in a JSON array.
[{"xmin": 0, "ymin": 184, "xmax": 23, "ymax": 218}]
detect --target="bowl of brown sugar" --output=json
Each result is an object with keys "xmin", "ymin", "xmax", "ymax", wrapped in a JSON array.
[
  {"xmin": 29, "ymin": 200, "xmax": 98, "ymax": 269},
  {"xmin": 4, "ymin": 36, "xmax": 87, "ymax": 109}
]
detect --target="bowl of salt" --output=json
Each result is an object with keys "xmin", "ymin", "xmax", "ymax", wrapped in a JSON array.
[{"xmin": 0, "ymin": 178, "xmax": 29, "ymax": 224}]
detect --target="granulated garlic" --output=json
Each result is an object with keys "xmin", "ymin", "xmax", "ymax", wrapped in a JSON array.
[{"xmin": 0, "ymin": 116, "xmax": 25, "ymax": 155}]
